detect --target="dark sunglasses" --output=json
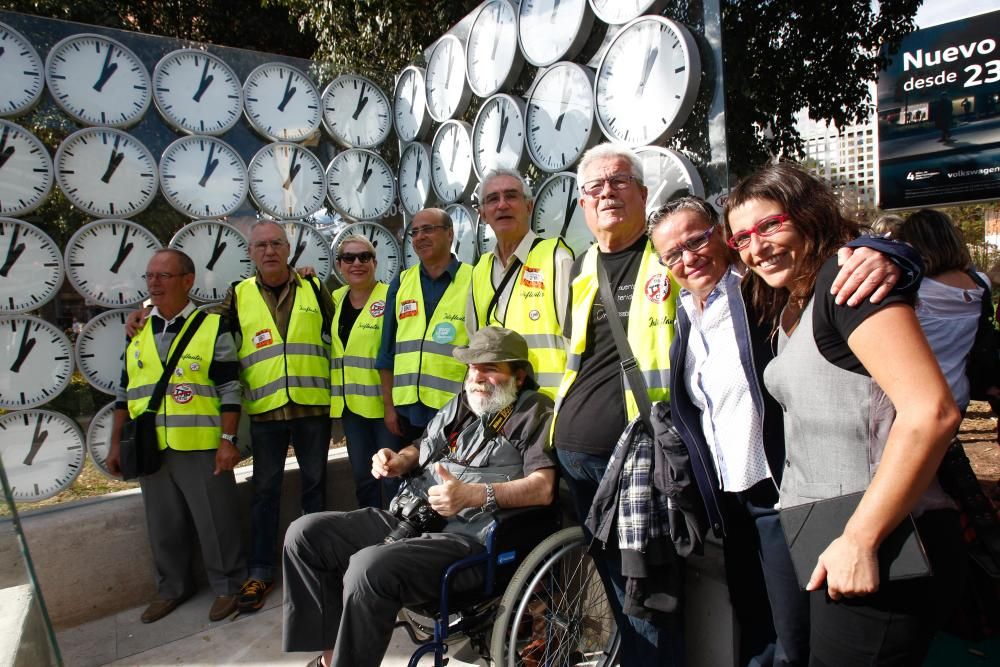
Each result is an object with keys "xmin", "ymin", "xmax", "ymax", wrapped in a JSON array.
[{"xmin": 338, "ymin": 251, "xmax": 375, "ymax": 264}]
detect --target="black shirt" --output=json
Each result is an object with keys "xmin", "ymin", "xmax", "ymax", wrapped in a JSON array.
[
  {"xmin": 337, "ymin": 296, "xmax": 363, "ymax": 347},
  {"xmin": 555, "ymin": 235, "xmax": 647, "ymax": 456}
]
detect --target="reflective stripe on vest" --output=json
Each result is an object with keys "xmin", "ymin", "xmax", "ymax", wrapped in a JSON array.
[
  {"xmin": 392, "ymin": 263, "xmax": 472, "ymax": 410},
  {"xmin": 470, "ymin": 238, "xmax": 569, "ymax": 399},
  {"xmin": 126, "ymin": 313, "xmax": 223, "ymax": 451},
  {"xmin": 330, "ymin": 282, "xmax": 389, "ymax": 418},
  {"xmin": 236, "ymin": 276, "xmax": 330, "ymax": 415},
  {"xmin": 551, "ymin": 241, "xmax": 677, "ymax": 441}
]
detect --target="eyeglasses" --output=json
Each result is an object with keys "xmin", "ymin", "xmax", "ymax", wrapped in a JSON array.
[
  {"xmin": 142, "ymin": 272, "xmax": 188, "ymax": 281},
  {"xmin": 338, "ymin": 251, "xmax": 375, "ymax": 264},
  {"xmin": 408, "ymin": 224, "xmax": 449, "ymax": 238},
  {"xmin": 579, "ymin": 174, "xmax": 637, "ymax": 197},
  {"xmin": 658, "ymin": 226, "xmax": 717, "ymax": 267},
  {"xmin": 726, "ymin": 214, "xmax": 790, "ymax": 250},
  {"xmin": 482, "ymin": 189, "xmax": 526, "ymax": 207},
  {"xmin": 251, "ymin": 239, "xmax": 288, "ymax": 251}
]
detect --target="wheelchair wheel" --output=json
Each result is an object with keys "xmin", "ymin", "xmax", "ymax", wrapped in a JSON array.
[{"xmin": 490, "ymin": 526, "xmax": 620, "ymax": 666}]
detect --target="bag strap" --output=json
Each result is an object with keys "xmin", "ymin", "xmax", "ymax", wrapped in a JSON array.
[
  {"xmin": 596, "ymin": 254, "xmax": 654, "ymax": 429},
  {"xmin": 966, "ymin": 270, "xmax": 995, "ymax": 324},
  {"xmin": 146, "ymin": 310, "xmax": 208, "ymax": 413}
]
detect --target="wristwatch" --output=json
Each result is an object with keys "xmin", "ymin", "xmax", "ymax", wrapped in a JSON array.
[
  {"xmin": 481, "ymin": 483, "xmax": 499, "ymax": 513},
  {"xmin": 220, "ymin": 433, "xmax": 238, "ymax": 445}
]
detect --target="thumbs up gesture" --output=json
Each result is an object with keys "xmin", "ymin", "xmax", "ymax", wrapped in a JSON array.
[{"xmin": 427, "ymin": 463, "xmax": 477, "ymax": 517}]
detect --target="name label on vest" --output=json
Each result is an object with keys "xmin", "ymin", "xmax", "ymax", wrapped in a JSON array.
[
  {"xmin": 399, "ymin": 299, "xmax": 419, "ymax": 319},
  {"xmin": 522, "ymin": 267, "xmax": 544, "ymax": 288},
  {"xmin": 172, "ymin": 383, "xmax": 194, "ymax": 404},
  {"xmin": 253, "ymin": 329, "xmax": 274, "ymax": 348},
  {"xmin": 370, "ymin": 300, "xmax": 386, "ymax": 318},
  {"xmin": 644, "ymin": 274, "xmax": 671, "ymax": 304}
]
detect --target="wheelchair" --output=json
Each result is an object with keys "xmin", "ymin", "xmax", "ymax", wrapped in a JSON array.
[{"xmin": 397, "ymin": 504, "xmax": 621, "ymax": 666}]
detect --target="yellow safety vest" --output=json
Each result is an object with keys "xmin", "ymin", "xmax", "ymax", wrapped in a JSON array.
[
  {"xmin": 330, "ymin": 282, "xmax": 389, "ymax": 419},
  {"xmin": 392, "ymin": 263, "xmax": 472, "ymax": 409},
  {"xmin": 235, "ymin": 276, "xmax": 330, "ymax": 415},
  {"xmin": 126, "ymin": 313, "xmax": 223, "ymax": 451},
  {"xmin": 551, "ymin": 241, "xmax": 677, "ymax": 439},
  {"xmin": 471, "ymin": 237, "xmax": 569, "ymax": 398}
]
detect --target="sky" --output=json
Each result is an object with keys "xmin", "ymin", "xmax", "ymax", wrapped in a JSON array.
[{"xmin": 912, "ymin": 0, "xmax": 998, "ymax": 28}]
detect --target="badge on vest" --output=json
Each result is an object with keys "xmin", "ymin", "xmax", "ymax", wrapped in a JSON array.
[
  {"xmin": 529, "ymin": 309, "xmax": 540, "ymax": 321},
  {"xmin": 172, "ymin": 384, "xmax": 194, "ymax": 404},
  {"xmin": 370, "ymin": 300, "xmax": 386, "ymax": 318},
  {"xmin": 432, "ymin": 322, "xmax": 456, "ymax": 344},
  {"xmin": 399, "ymin": 299, "xmax": 419, "ymax": 319},
  {"xmin": 521, "ymin": 267, "xmax": 544, "ymax": 288},
  {"xmin": 253, "ymin": 329, "xmax": 273, "ymax": 348},
  {"xmin": 644, "ymin": 274, "xmax": 671, "ymax": 304}
]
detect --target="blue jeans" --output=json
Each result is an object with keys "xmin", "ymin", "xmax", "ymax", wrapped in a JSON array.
[
  {"xmin": 556, "ymin": 448, "xmax": 684, "ymax": 667},
  {"xmin": 342, "ymin": 408, "xmax": 403, "ymax": 509},
  {"xmin": 249, "ymin": 414, "xmax": 330, "ymax": 582}
]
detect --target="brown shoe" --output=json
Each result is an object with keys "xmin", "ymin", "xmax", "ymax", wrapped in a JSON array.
[
  {"xmin": 141, "ymin": 596, "xmax": 187, "ymax": 624},
  {"xmin": 209, "ymin": 594, "xmax": 238, "ymax": 622}
]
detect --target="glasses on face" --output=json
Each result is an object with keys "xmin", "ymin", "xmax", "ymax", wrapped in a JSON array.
[
  {"xmin": 579, "ymin": 174, "xmax": 637, "ymax": 197},
  {"xmin": 338, "ymin": 251, "xmax": 375, "ymax": 264},
  {"xmin": 408, "ymin": 224, "xmax": 449, "ymax": 238},
  {"xmin": 726, "ymin": 214, "xmax": 790, "ymax": 250},
  {"xmin": 658, "ymin": 226, "xmax": 717, "ymax": 267},
  {"xmin": 251, "ymin": 239, "xmax": 288, "ymax": 251},
  {"xmin": 482, "ymin": 189, "xmax": 525, "ymax": 207},
  {"xmin": 143, "ymin": 272, "xmax": 188, "ymax": 282}
]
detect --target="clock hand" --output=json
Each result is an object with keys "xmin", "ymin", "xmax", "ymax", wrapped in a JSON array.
[
  {"xmin": 283, "ymin": 149, "xmax": 301, "ymax": 190},
  {"xmin": 10, "ymin": 320, "xmax": 36, "ymax": 373},
  {"xmin": 554, "ymin": 76, "xmax": 571, "ymax": 131},
  {"xmin": 448, "ymin": 129, "xmax": 458, "ymax": 171},
  {"xmin": 206, "ymin": 225, "xmax": 228, "ymax": 270},
  {"xmin": 352, "ymin": 83, "xmax": 370, "ymax": 120},
  {"xmin": 192, "ymin": 57, "xmax": 215, "ymax": 102},
  {"xmin": 0, "ymin": 125, "xmax": 15, "ymax": 169},
  {"xmin": 444, "ymin": 44, "xmax": 454, "ymax": 83},
  {"xmin": 558, "ymin": 184, "xmax": 577, "ymax": 238},
  {"xmin": 278, "ymin": 74, "xmax": 297, "ymax": 112},
  {"xmin": 101, "ymin": 138, "xmax": 126, "ymax": 184},
  {"xmin": 636, "ymin": 46, "xmax": 659, "ymax": 96},
  {"xmin": 490, "ymin": 16, "xmax": 501, "ymax": 61},
  {"xmin": 198, "ymin": 142, "xmax": 220, "ymax": 187},
  {"xmin": 93, "ymin": 42, "xmax": 119, "ymax": 92},
  {"xmin": 414, "ymin": 154, "xmax": 422, "ymax": 186},
  {"xmin": 289, "ymin": 230, "xmax": 306, "ymax": 267},
  {"xmin": 0, "ymin": 224, "xmax": 26, "ymax": 277},
  {"xmin": 109, "ymin": 225, "xmax": 133, "ymax": 274},
  {"xmin": 551, "ymin": 0, "xmax": 562, "ymax": 20},
  {"xmin": 22, "ymin": 414, "xmax": 49, "ymax": 466},
  {"xmin": 496, "ymin": 108, "xmax": 509, "ymax": 153},
  {"xmin": 356, "ymin": 154, "xmax": 373, "ymax": 193}
]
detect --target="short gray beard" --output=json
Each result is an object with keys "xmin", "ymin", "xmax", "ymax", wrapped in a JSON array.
[{"xmin": 465, "ymin": 375, "xmax": 519, "ymax": 417}]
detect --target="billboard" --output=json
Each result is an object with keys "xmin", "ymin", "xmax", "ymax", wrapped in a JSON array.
[{"xmin": 877, "ymin": 10, "xmax": 1000, "ymax": 209}]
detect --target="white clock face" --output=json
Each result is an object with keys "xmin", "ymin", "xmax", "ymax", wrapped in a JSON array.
[
  {"xmin": 471, "ymin": 94, "xmax": 527, "ymax": 180},
  {"xmin": 635, "ymin": 145, "xmax": 705, "ymax": 214},
  {"xmin": 159, "ymin": 135, "xmax": 248, "ymax": 219},
  {"xmin": 466, "ymin": 0, "xmax": 524, "ymax": 98},
  {"xmin": 86, "ymin": 401, "xmax": 120, "ymax": 480},
  {"xmin": 0, "ymin": 316, "xmax": 73, "ymax": 409},
  {"xmin": 152, "ymin": 49, "xmax": 243, "ymax": 135},
  {"xmin": 169, "ymin": 220, "xmax": 252, "ymax": 302},
  {"xmin": 0, "ymin": 21, "xmax": 45, "ymax": 117},
  {"xmin": 0, "ymin": 409, "xmax": 86, "ymax": 502},
  {"xmin": 325, "ymin": 148, "xmax": 396, "ymax": 221},
  {"xmin": 331, "ymin": 222, "xmax": 401, "ymax": 285},
  {"xmin": 74, "ymin": 308, "xmax": 130, "ymax": 394},
  {"xmin": 398, "ymin": 142, "xmax": 432, "ymax": 216},
  {"xmin": 0, "ymin": 219, "xmax": 63, "ymax": 314},
  {"xmin": 476, "ymin": 210, "xmax": 497, "ymax": 255},
  {"xmin": 425, "ymin": 35, "xmax": 472, "ymax": 123},
  {"xmin": 0, "ymin": 119, "xmax": 54, "ymax": 216},
  {"xmin": 447, "ymin": 203, "xmax": 479, "ymax": 265},
  {"xmin": 402, "ymin": 221, "xmax": 419, "ymax": 268},
  {"xmin": 393, "ymin": 66, "xmax": 432, "ymax": 144},
  {"xmin": 431, "ymin": 120, "xmax": 475, "ymax": 204},
  {"xmin": 322, "ymin": 74, "xmax": 392, "ymax": 149},
  {"xmin": 517, "ymin": 0, "xmax": 594, "ymax": 67},
  {"xmin": 532, "ymin": 171, "xmax": 593, "ymax": 255},
  {"xmin": 282, "ymin": 221, "xmax": 332, "ymax": 281},
  {"xmin": 248, "ymin": 142, "xmax": 327, "ymax": 219},
  {"xmin": 45, "ymin": 33, "xmax": 151, "ymax": 128},
  {"xmin": 588, "ymin": 0, "xmax": 667, "ymax": 24},
  {"xmin": 595, "ymin": 16, "xmax": 701, "ymax": 147},
  {"xmin": 525, "ymin": 63, "xmax": 598, "ymax": 173},
  {"xmin": 55, "ymin": 127, "xmax": 158, "ymax": 218},
  {"xmin": 243, "ymin": 63, "xmax": 321, "ymax": 142},
  {"xmin": 64, "ymin": 219, "xmax": 162, "ymax": 308}
]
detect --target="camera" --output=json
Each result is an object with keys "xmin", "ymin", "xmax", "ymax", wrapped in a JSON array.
[{"xmin": 384, "ymin": 489, "xmax": 447, "ymax": 543}]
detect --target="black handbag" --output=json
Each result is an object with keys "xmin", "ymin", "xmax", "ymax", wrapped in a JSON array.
[
  {"xmin": 965, "ymin": 270, "xmax": 1000, "ymax": 409},
  {"xmin": 119, "ymin": 311, "xmax": 207, "ymax": 480}
]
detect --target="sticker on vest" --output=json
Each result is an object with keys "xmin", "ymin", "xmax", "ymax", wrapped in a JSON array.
[
  {"xmin": 399, "ymin": 299, "xmax": 419, "ymax": 319},
  {"xmin": 521, "ymin": 267, "xmax": 544, "ymax": 288},
  {"xmin": 172, "ymin": 384, "xmax": 194, "ymax": 404},
  {"xmin": 370, "ymin": 300, "xmax": 386, "ymax": 318},
  {"xmin": 529, "ymin": 309, "xmax": 540, "ymax": 321},
  {"xmin": 189, "ymin": 362, "xmax": 200, "ymax": 371},
  {"xmin": 174, "ymin": 367, "xmax": 184, "ymax": 377},
  {"xmin": 252, "ymin": 329, "xmax": 273, "ymax": 348},
  {"xmin": 644, "ymin": 274, "xmax": 671, "ymax": 304},
  {"xmin": 432, "ymin": 322, "xmax": 456, "ymax": 344}
]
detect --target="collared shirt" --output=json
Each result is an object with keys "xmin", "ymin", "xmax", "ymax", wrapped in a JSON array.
[
  {"xmin": 680, "ymin": 268, "xmax": 769, "ymax": 493},
  {"xmin": 464, "ymin": 230, "xmax": 573, "ymax": 335},
  {"xmin": 211, "ymin": 267, "xmax": 335, "ymax": 422},
  {"xmin": 376, "ymin": 255, "xmax": 465, "ymax": 428},
  {"xmin": 115, "ymin": 300, "xmax": 242, "ymax": 410}
]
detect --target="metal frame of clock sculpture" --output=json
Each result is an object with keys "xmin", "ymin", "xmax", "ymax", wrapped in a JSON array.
[
  {"xmin": 0, "ymin": 409, "xmax": 86, "ymax": 502},
  {"xmin": 531, "ymin": 171, "xmax": 594, "ymax": 256},
  {"xmin": 393, "ymin": 66, "xmax": 432, "ymax": 144},
  {"xmin": 168, "ymin": 220, "xmax": 253, "ymax": 302},
  {"xmin": 471, "ymin": 93, "xmax": 528, "ymax": 180},
  {"xmin": 74, "ymin": 308, "xmax": 132, "ymax": 394},
  {"xmin": 86, "ymin": 400, "xmax": 120, "ymax": 480},
  {"xmin": 424, "ymin": 34, "xmax": 473, "ymax": 123},
  {"xmin": 45, "ymin": 33, "xmax": 152, "ymax": 128},
  {"xmin": 524, "ymin": 62, "xmax": 599, "ymax": 174},
  {"xmin": 634, "ymin": 145, "xmax": 706, "ymax": 214},
  {"xmin": 397, "ymin": 142, "xmax": 433, "ymax": 217},
  {"xmin": 64, "ymin": 218, "xmax": 162, "ymax": 308},
  {"xmin": 152, "ymin": 48, "xmax": 244, "ymax": 136},
  {"xmin": 0, "ymin": 21, "xmax": 45, "ymax": 117},
  {"xmin": 281, "ymin": 220, "xmax": 332, "ymax": 282},
  {"xmin": 0, "ymin": 218, "xmax": 63, "ymax": 314},
  {"xmin": 330, "ymin": 221, "xmax": 401, "ymax": 286},
  {"xmin": 248, "ymin": 141, "xmax": 327, "ymax": 220},
  {"xmin": 322, "ymin": 73, "xmax": 393, "ymax": 149},
  {"xmin": 465, "ymin": 0, "xmax": 524, "ymax": 99},
  {"xmin": 324, "ymin": 148, "xmax": 397, "ymax": 222},
  {"xmin": 243, "ymin": 62, "xmax": 322, "ymax": 142},
  {"xmin": 517, "ymin": 0, "xmax": 595, "ymax": 68},
  {"xmin": 0, "ymin": 315, "xmax": 74, "ymax": 410},
  {"xmin": 0, "ymin": 119, "xmax": 54, "ymax": 217},
  {"xmin": 159, "ymin": 135, "xmax": 249, "ymax": 219}
]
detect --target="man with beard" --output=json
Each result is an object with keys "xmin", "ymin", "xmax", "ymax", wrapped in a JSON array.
[{"xmin": 282, "ymin": 327, "xmax": 556, "ymax": 667}]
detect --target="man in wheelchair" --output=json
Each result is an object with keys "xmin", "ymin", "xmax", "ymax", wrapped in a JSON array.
[{"xmin": 282, "ymin": 326, "xmax": 557, "ymax": 667}]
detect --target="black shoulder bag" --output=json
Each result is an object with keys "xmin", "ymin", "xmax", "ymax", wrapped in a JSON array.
[
  {"xmin": 120, "ymin": 311, "xmax": 207, "ymax": 480},
  {"xmin": 965, "ymin": 270, "xmax": 1000, "ymax": 408}
]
